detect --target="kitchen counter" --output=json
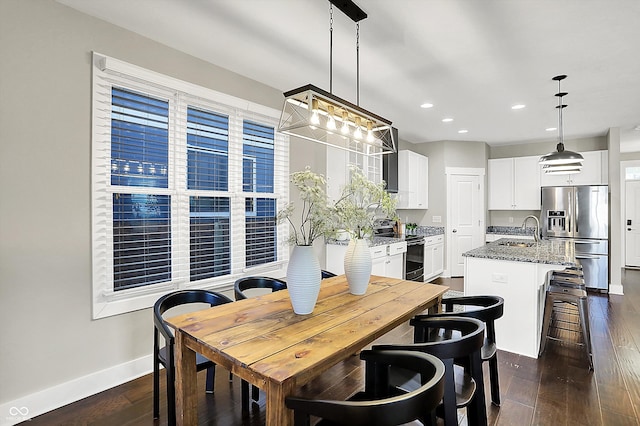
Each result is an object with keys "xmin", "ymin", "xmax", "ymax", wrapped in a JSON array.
[
  {"xmin": 464, "ymin": 238, "xmax": 577, "ymax": 266},
  {"xmin": 463, "ymin": 238, "xmax": 576, "ymax": 358},
  {"xmin": 486, "ymin": 225, "xmax": 536, "ymax": 237},
  {"xmin": 326, "ymin": 226, "xmax": 445, "ymax": 247},
  {"xmin": 326, "ymin": 236, "xmax": 403, "ymax": 247}
]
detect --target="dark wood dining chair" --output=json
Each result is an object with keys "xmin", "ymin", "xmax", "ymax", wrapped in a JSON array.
[
  {"xmin": 234, "ymin": 276, "xmax": 287, "ymax": 300},
  {"xmin": 154, "ymin": 289, "xmax": 245, "ymax": 424},
  {"xmin": 321, "ymin": 270, "xmax": 337, "ymax": 279},
  {"xmin": 375, "ymin": 316, "xmax": 487, "ymax": 426},
  {"xmin": 417, "ymin": 295, "xmax": 504, "ymax": 406},
  {"xmin": 285, "ymin": 349, "xmax": 445, "ymax": 426}
]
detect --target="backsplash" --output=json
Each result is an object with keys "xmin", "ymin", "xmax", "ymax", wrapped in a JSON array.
[{"xmin": 414, "ymin": 226, "xmax": 445, "ymax": 236}]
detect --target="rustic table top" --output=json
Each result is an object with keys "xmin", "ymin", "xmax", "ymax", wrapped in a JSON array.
[{"xmin": 167, "ymin": 275, "xmax": 448, "ymax": 426}]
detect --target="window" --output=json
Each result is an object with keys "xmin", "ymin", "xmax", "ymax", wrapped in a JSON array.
[{"xmin": 92, "ymin": 53, "xmax": 288, "ymax": 318}]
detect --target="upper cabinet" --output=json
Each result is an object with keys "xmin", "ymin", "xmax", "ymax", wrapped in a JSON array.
[
  {"xmin": 488, "ymin": 155, "xmax": 541, "ymax": 210},
  {"xmin": 540, "ymin": 150, "xmax": 608, "ymax": 186},
  {"xmin": 396, "ymin": 150, "xmax": 428, "ymax": 209}
]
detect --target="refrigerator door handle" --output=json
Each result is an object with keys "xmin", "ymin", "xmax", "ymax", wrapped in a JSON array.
[
  {"xmin": 574, "ymin": 190, "xmax": 579, "ymax": 234},
  {"xmin": 576, "ymin": 254, "xmax": 601, "ymax": 260},
  {"xmin": 568, "ymin": 191, "xmax": 573, "ymax": 234}
]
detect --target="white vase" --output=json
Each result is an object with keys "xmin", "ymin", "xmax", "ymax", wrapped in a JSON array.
[
  {"xmin": 286, "ymin": 245, "xmax": 321, "ymax": 314},
  {"xmin": 344, "ymin": 238, "xmax": 372, "ymax": 295}
]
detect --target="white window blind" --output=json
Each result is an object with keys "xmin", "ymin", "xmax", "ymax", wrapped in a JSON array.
[{"xmin": 91, "ymin": 53, "xmax": 289, "ymax": 319}]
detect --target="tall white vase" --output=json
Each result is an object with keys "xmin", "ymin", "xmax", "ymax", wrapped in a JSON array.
[
  {"xmin": 344, "ymin": 238, "xmax": 372, "ymax": 295},
  {"xmin": 286, "ymin": 245, "xmax": 321, "ymax": 314}
]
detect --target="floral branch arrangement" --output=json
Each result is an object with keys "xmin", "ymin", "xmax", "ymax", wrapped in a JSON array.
[
  {"xmin": 277, "ymin": 167, "xmax": 334, "ymax": 246},
  {"xmin": 333, "ymin": 165, "xmax": 397, "ymax": 239}
]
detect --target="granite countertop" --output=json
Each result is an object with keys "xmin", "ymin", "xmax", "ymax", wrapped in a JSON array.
[
  {"xmin": 418, "ymin": 226, "xmax": 446, "ymax": 237},
  {"xmin": 327, "ymin": 236, "xmax": 406, "ymax": 247},
  {"xmin": 486, "ymin": 226, "xmax": 536, "ymax": 236},
  {"xmin": 326, "ymin": 226, "xmax": 445, "ymax": 246},
  {"xmin": 463, "ymin": 238, "xmax": 577, "ymax": 266}
]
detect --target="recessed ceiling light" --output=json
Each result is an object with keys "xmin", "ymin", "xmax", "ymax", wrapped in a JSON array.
[
  {"xmin": 458, "ymin": 129, "xmax": 468, "ymax": 134},
  {"xmin": 420, "ymin": 103, "xmax": 434, "ymax": 109},
  {"xmin": 442, "ymin": 118, "xmax": 453, "ymax": 123},
  {"xmin": 511, "ymin": 104, "xmax": 526, "ymax": 110},
  {"xmin": 634, "ymin": 125, "xmax": 640, "ymax": 131},
  {"xmin": 545, "ymin": 127, "xmax": 557, "ymax": 132}
]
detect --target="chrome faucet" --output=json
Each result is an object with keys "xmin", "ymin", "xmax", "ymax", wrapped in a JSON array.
[{"xmin": 522, "ymin": 215, "xmax": 540, "ymax": 242}]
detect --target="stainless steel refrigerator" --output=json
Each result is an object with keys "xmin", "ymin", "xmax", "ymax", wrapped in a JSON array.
[{"xmin": 541, "ymin": 185, "xmax": 609, "ymax": 291}]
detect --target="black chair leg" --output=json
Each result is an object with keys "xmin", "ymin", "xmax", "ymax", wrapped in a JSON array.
[
  {"xmin": 252, "ymin": 385, "xmax": 260, "ymax": 401},
  {"xmin": 467, "ymin": 353, "xmax": 488, "ymax": 426},
  {"xmin": 166, "ymin": 367, "xmax": 176, "ymax": 426},
  {"xmin": 241, "ymin": 379, "xmax": 250, "ymax": 412},
  {"xmin": 205, "ymin": 365, "xmax": 215, "ymax": 393},
  {"xmin": 442, "ymin": 359, "xmax": 458, "ymax": 426},
  {"xmin": 153, "ymin": 362, "xmax": 160, "ymax": 419},
  {"xmin": 489, "ymin": 356, "xmax": 500, "ymax": 406}
]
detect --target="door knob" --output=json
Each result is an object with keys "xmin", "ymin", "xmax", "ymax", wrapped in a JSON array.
[{"xmin": 452, "ymin": 229, "xmax": 457, "ymax": 233}]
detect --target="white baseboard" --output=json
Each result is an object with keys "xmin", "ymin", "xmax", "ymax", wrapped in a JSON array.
[
  {"xmin": 609, "ymin": 283, "xmax": 624, "ymax": 295},
  {"xmin": 0, "ymin": 354, "xmax": 152, "ymax": 426}
]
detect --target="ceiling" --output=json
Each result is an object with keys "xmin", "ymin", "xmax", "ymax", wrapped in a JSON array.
[{"xmin": 59, "ymin": 0, "xmax": 640, "ymax": 150}]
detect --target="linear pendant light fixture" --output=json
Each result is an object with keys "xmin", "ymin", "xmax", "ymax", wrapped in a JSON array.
[
  {"xmin": 539, "ymin": 75, "xmax": 583, "ymax": 175},
  {"xmin": 278, "ymin": 0, "xmax": 396, "ymax": 156}
]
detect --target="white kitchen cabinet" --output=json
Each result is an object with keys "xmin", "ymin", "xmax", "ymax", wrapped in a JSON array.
[
  {"xmin": 423, "ymin": 235, "xmax": 444, "ymax": 282},
  {"xmin": 397, "ymin": 150, "xmax": 428, "ymax": 209},
  {"xmin": 540, "ymin": 150, "xmax": 608, "ymax": 186},
  {"xmin": 386, "ymin": 241, "xmax": 407, "ymax": 279},
  {"xmin": 370, "ymin": 244, "xmax": 387, "ymax": 276},
  {"xmin": 325, "ymin": 241, "xmax": 407, "ymax": 279},
  {"xmin": 488, "ymin": 156, "xmax": 541, "ymax": 210}
]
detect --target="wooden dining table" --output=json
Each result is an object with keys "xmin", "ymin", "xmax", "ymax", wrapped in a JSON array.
[{"xmin": 166, "ymin": 275, "xmax": 448, "ymax": 426}]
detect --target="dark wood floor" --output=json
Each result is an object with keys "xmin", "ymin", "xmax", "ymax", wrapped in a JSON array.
[{"xmin": 24, "ymin": 270, "xmax": 640, "ymax": 425}]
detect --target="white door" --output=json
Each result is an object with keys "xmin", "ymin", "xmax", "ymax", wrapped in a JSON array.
[
  {"xmin": 625, "ymin": 180, "xmax": 640, "ymax": 266},
  {"xmin": 447, "ymin": 169, "xmax": 485, "ymax": 277}
]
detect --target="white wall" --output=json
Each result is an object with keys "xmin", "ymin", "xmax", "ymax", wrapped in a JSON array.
[
  {"xmin": 0, "ymin": 0, "xmax": 307, "ymax": 417},
  {"xmin": 400, "ymin": 140, "xmax": 488, "ymax": 227}
]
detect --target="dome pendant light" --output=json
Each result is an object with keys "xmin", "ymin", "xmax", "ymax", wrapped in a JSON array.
[{"xmin": 539, "ymin": 75, "xmax": 583, "ymax": 173}]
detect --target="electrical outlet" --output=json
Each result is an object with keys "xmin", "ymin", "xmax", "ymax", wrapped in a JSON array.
[
  {"xmin": 433, "ymin": 216, "xmax": 442, "ymax": 223},
  {"xmin": 492, "ymin": 273, "xmax": 507, "ymax": 283}
]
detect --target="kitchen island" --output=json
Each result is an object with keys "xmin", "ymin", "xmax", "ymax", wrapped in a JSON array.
[{"xmin": 463, "ymin": 238, "xmax": 578, "ymax": 358}]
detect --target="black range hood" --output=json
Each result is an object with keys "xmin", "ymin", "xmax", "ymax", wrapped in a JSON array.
[{"xmin": 382, "ymin": 127, "xmax": 398, "ymax": 193}]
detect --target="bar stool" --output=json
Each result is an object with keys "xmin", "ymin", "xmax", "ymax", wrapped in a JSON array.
[
  {"xmin": 539, "ymin": 282, "xmax": 593, "ymax": 370},
  {"xmin": 549, "ymin": 275, "xmax": 585, "ymax": 290}
]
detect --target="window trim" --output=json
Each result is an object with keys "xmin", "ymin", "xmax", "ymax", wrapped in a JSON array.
[{"xmin": 91, "ymin": 52, "xmax": 289, "ymax": 319}]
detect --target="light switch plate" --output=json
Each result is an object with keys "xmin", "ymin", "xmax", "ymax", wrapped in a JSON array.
[{"xmin": 433, "ymin": 216, "xmax": 442, "ymax": 223}]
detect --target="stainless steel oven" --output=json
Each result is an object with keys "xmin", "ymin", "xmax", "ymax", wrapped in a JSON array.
[
  {"xmin": 405, "ymin": 235, "xmax": 425, "ymax": 282},
  {"xmin": 374, "ymin": 219, "xmax": 425, "ymax": 282}
]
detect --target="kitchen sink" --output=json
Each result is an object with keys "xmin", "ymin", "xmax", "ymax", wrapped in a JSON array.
[{"xmin": 498, "ymin": 241, "xmax": 537, "ymax": 248}]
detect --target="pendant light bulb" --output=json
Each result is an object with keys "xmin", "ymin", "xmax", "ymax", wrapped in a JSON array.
[
  {"xmin": 366, "ymin": 120, "xmax": 374, "ymax": 142},
  {"xmin": 353, "ymin": 117, "xmax": 363, "ymax": 139},
  {"xmin": 341, "ymin": 111, "xmax": 350, "ymax": 135},
  {"xmin": 310, "ymin": 98, "xmax": 320, "ymax": 125},
  {"xmin": 327, "ymin": 106, "xmax": 336, "ymax": 130}
]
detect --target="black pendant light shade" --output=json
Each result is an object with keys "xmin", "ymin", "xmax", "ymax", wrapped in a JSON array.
[{"xmin": 539, "ymin": 75, "xmax": 583, "ymax": 173}]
